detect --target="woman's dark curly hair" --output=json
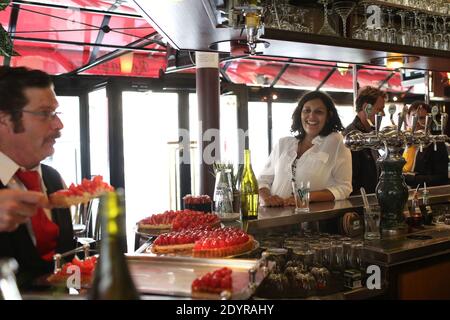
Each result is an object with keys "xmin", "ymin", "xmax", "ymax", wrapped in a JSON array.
[
  {"xmin": 0, "ymin": 66, "xmax": 52, "ymax": 133},
  {"xmin": 290, "ymin": 91, "xmax": 344, "ymax": 140}
]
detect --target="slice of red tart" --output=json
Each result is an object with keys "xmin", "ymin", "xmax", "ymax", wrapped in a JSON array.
[
  {"xmin": 191, "ymin": 267, "xmax": 232, "ymax": 297},
  {"xmin": 49, "ymin": 176, "xmax": 113, "ymax": 208}
]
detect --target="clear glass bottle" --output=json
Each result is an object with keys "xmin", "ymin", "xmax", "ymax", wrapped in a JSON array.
[
  {"xmin": 239, "ymin": 149, "xmax": 259, "ymax": 220},
  {"xmin": 89, "ymin": 190, "xmax": 139, "ymax": 300}
]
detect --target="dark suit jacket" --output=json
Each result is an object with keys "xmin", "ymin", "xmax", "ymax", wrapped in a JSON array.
[
  {"xmin": 404, "ymin": 142, "xmax": 449, "ymax": 187},
  {"xmin": 343, "ymin": 116, "xmax": 380, "ymax": 195},
  {"xmin": 0, "ymin": 164, "xmax": 75, "ymax": 288}
]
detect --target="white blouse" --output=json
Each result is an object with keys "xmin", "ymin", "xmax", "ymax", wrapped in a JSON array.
[{"xmin": 257, "ymin": 132, "xmax": 352, "ymax": 200}]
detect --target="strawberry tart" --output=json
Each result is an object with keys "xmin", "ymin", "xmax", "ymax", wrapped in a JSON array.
[
  {"xmin": 191, "ymin": 267, "xmax": 232, "ymax": 297},
  {"xmin": 150, "ymin": 226, "xmax": 255, "ymax": 258},
  {"xmin": 49, "ymin": 176, "xmax": 114, "ymax": 208},
  {"xmin": 137, "ymin": 210, "xmax": 220, "ymax": 232},
  {"xmin": 47, "ymin": 255, "xmax": 97, "ymax": 287}
]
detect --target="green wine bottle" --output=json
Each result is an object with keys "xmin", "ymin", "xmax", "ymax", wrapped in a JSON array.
[
  {"xmin": 89, "ymin": 190, "xmax": 140, "ymax": 300},
  {"xmin": 239, "ymin": 149, "xmax": 259, "ymax": 220}
]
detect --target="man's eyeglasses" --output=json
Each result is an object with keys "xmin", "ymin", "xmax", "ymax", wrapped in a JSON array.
[{"xmin": 22, "ymin": 110, "xmax": 62, "ymax": 120}]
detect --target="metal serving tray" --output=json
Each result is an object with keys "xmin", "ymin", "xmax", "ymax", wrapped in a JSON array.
[{"xmin": 125, "ymin": 254, "xmax": 271, "ymax": 299}]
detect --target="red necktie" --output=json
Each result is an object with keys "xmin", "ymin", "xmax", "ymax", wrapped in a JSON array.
[{"xmin": 15, "ymin": 169, "xmax": 60, "ymax": 262}]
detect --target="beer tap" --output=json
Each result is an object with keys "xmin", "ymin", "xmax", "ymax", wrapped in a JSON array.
[
  {"xmin": 365, "ymin": 103, "xmax": 374, "ymax": 128},
  {"xmin": 388, "ymin": 104, "xmax": 397, "ymax": 126},
  {"xmin": 397, "ymin": 111, "xmax": 405, "ymax": 135},
  {"xmin": 375, "ymin": 112, "xmax": 383, "ymax": 136},
  {"xmin": 431, "ymin": 105, "xmax": 440, "ymax": 130},
  {"xmin": 423, "ymin": 114, "xmax": 437, "ymax": 151},
  {"xmin": 411, "ymin": 113, "xmax": 418, "ymax": 134},
  {"xmin": 343, "ymin": 104, "xmax": 450, "ymax": 235},
  {"xmin": 441, "ymin": 113, "xmax": 448, "ymax": 135}
]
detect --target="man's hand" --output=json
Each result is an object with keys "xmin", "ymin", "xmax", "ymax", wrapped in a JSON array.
[{"xmin": 0, "ymin": 189, "xmax": 48, "ymax": 232}]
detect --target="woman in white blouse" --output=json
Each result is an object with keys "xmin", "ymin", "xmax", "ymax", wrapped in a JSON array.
[{"xmin": 258, "ymin": 91, "xmax": 352, "ymax": 207}]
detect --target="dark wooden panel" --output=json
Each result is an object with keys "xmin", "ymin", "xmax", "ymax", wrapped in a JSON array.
[
  {"xmin": 262, "ymin": 29, "xmax": 450, "ymax": 72},
  {"xmin": 132, "ymin": 0, "xmax": 450, "ymax": 72}
]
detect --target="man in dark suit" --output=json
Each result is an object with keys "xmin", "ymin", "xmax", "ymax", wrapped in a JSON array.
[
  {"xmin": 0, "ymin": 66, "xmax": 74, "ymax": 287},
  {"xmin": 343, "ymin": 86, "xmax": 386, "ymax": 195}
]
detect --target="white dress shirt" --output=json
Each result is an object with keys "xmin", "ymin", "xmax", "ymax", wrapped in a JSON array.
[{"xmin": 257, "ymin": 132, "xmax": 353, "ymax": 200}]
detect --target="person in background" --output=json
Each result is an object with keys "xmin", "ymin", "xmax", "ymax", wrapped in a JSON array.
[
  {"xmin": 343, "ymin": 86, "xmax": 386, "ymax": 195},
  {"xmin": 0, "ymin": 66, "xmax": 74, "ymax": 287},
  {"xmin": 403, "ymin": 101, "xmax": 449, "ymax": 187},
  {"xmin": 258, "ymin": 91, "xmax": 352, "ymax": 207}
]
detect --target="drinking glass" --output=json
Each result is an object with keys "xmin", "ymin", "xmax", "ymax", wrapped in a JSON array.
[
  {"xmin": 318, "ymin": 0, "xmax": 338, "ymax": 36},
  {"xmin": 213, "ymin": 168, "xmax": 234, "ymax": 218},
  {"xmin": 364, "ymin": 205, "xmax": 381, "ymax": 240},
  {"xmin": 385, "ymin": 8, "xmax": 396, "ymax": 44},
  {"xmin": 332, "ymin": 1, "xmax": 356, "ymax": 38},
  {"xmin": 330, "ymin": 241, "xmax": 345, "ymax": 272},
  {"xmin": 0, "ymin": 258, "xmax": 22, "ymax": 300},
  {"xmin": 349, "ymin": 241, "xmax": 364, "ymax": 270},
  {"xmin": 295, "ymin": 181, "xmax": 310, "ymax": 213},
  {"xmin": 396, "ymin": 11, "xmax": 410, "ymax": 46}
]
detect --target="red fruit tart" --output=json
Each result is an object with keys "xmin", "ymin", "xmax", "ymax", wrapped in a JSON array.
[
  {"xmin": 150, "ymin": 226, "xmax": 255, "ymax": 258},
  {"xmin": 192, "ymin": 228, "xmax": 254, "ymax": 258},
  {"xmin": 138, "ymin": 210, "xmax": 220, "ymax": 232},
  {"xmin": 150, "ymin": 226, "xmax": 213, "ymax": 254},
  {"xmin": 47, "ymin": 256, "xmax": 97, "ymax": 287},
  {"xmin": 49, "ymin": 176, "xmax": 113, "ymax": 208},
  {"xmin": 191, "ymin": 267, "xmax": 232, "ymax": 297}
]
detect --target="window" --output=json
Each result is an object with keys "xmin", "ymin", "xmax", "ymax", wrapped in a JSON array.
[
  {"xmin": 271, "ymin": 102, "xmax": 297, "ymax": 148},
  {"xmin": 189, "ymin": 94, "xmax": 239, "ymax": 191},
  {"xmin": 122, "ymin": 91, "xmax": 178, "ymax": 251},
  {"xmin": 88, "ymin": 88, "xmax": 110, "ymax": 183},
  {"xmin": 43, "ymin": 96, "xmax": 81, "ymax": 185},
  {"xmin": 248, "ymin": 102, "xmax": 268, "ymax": 177}
]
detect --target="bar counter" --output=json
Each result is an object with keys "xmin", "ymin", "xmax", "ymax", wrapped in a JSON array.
[
  {"xmin": 248, "ymin": 184, "xmax": 450, "ymax": 232},
  {"xmin": 20, "ymin": 185, "xmax": 450, "ymax": 300},
  {"xmin": 244, "ymin": 185, "xmax": 450, "ymax": 299}
]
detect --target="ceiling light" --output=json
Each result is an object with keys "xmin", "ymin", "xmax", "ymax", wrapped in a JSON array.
[
  {"xmin": 336, "ymin": 62, "xmax": 350, "ymax": 76},
  {"xmin": 272, "ymin": 94, "xmax": 278, "ymax": 100},
  {"xmin": 393, "ymin": 96, "xmax": 398, "ymax": 102},
  {"xmin": 120, "ymin": 52, "xmax": 134, "ymax": 74}
]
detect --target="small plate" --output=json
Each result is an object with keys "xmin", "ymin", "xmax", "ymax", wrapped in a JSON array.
[
  {"xmin": 133, "ymin": 224, "xmax": 170, "ymax": 237},
  {"xmin": 218, "ymin": 212, "xmax": 241, "ymax": 222}
]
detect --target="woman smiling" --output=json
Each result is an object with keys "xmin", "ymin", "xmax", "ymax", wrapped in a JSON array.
[{"xmin": 258, "ymin": 91, "xmax": 352, "ymax": 207}]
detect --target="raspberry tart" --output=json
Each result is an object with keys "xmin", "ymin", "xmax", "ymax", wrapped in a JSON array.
[
  {"xmin": 137, "ymin": 210, "xmax": 220, "ymax": 232},
  {"xmin": 150, "ymin": 226, "xmax": 255, "ymax": 258},
  {"xmin": 192, "ymin": 228, "xmax": 254, "ymax": 258},
  {"xmin": 150, "ymin": 226, "xmax": 213, "ymax": 255},
  {"xmin": 191, "ymin": 267, "xmax": 232, "ymax": 298},
  {"xmin": 49, "ymin": 176, "xmax": 113, "ymax": 208},
  {"xmin": 47, "ymin": 256, "xmax": 97, "ymax": 287}
]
